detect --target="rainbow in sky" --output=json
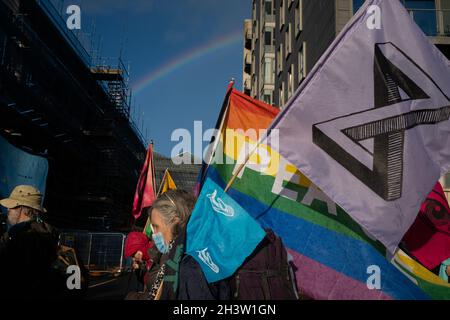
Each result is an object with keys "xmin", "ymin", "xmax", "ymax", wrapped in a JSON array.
[{"xmin": 132, "ymin": 30, "xmax": 243, "ymax": 95}]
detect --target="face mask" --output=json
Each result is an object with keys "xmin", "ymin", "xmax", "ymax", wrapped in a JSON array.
[{"xmin": 152, "ymin": 232, "xmax": 169, "ymax": 254}]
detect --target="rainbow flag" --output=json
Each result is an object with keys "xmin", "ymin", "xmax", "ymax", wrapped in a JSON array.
[{"xmin": 199, "ymin": 88, "xmax": 450, "ymax": 299}]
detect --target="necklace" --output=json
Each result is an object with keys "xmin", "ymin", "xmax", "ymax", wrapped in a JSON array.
[{"xmin": 148, "ymin": 239, "xmax": 175, "ymax": 300}]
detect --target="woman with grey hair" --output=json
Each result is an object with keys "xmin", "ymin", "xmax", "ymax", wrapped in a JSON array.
[{"xmin": 147, "ymin": 189, "xmax": 230, "ymax": 300}]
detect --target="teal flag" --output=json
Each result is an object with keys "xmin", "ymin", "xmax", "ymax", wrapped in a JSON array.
[{"xmin": 186, "ymin": 178, "xmax": 265, "ymax": 283}]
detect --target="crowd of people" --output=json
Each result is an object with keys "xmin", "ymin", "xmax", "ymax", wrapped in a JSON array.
[
  {"xmin": 0, "ymin": 185, "xmax": 299, "ymax": 300},
  {"xmin": 2, "ymin": 184, "xmax": 448, "ymax": 300},
  {"xmin": 123, "ymin": 189, "xmax": 299, "ymax": 300}
]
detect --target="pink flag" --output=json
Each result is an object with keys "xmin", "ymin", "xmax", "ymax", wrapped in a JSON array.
[
  {"xmin": 403, "ymin": 182, "xmax": 450, "ymax": 270},
  {"xmin": 131, "ymin": 144, "xmax": 156, "ymax": 219}
]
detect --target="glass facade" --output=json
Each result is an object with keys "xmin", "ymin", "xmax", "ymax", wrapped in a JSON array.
[
  {"xmin": 352, "ymin": 0, "xmax": 365, "ymax": 13},
  {"xmin": 353, "ymin": 0, "xmax": 443, "ymax": 36},
  {"xmin": 406, "ymin": 0, "xmax": 437, "ymax": 35}
]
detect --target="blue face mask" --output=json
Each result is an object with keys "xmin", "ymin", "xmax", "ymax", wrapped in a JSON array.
[{"xmin": 152, "ymin": 232, "xmax": 169, "ymax": 254}]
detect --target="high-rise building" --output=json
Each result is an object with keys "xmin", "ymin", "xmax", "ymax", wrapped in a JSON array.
[
  {"xmin": 246, "ymin": 0, "xmax": 277, "ymax": 105},
  {"xmin": 243, "ymin": 19, "xmax": 253, "ymax": 96},
  {"xmin": 245, "ymin": 0, "xmax": 354, "ymax": 107},
  {"xmin": 246, "ymin": 0, "xmax": 450, "ymax": 107},
  {"xmin": 274, "ymin": 0, "xmax": 356, "ymax": 107}
]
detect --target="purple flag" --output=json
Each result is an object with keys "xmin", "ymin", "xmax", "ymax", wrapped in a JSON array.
[{"xmin": 266, "ymin": 0, "xmax": 450, "ymax": 253}]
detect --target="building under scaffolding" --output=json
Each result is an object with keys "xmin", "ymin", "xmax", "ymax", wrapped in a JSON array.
[{"xmin": 0, "ymin": 0, "xmax": 147, "ymax": 231}]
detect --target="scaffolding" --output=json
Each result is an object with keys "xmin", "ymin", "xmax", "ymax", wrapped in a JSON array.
[
  {"xmin": 36, "ymin": 0, "xmax": 142, "ymax": 137},
  {"xmin": 0, "ymin": 0, "xmax": 147, "ymax": 232},
  {"xmin": 90, "ymin": 57, "xmax": 132, "ymax": 120}
]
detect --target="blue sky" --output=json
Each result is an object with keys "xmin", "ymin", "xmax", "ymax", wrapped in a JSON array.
[{"xmin": 59, "ymin": 0, "xmax": 251, "ymax": 158}]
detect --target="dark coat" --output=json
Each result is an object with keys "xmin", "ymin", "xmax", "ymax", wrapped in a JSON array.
[
  {"xmin": 177, "ymin": 254, "xmax": 230, "ymax": 300},
  {"xmin": 0, "ymin": 220, "xmax": 65, "ymax": 299}
]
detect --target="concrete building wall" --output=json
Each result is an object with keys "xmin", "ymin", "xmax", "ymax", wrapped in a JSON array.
[
  {"xmin": 243, "ymin": 19, "xmax": 252, "ymax": 96},
  {"xmin": 249, "ymin": 0, "xmax": 276, "ymax": 105},
  {"xmin": 335, "ymin": 0, "xmax": 353, "ymax": 35},
  {"xmin": 274, "ymin": 0, "xmax": 337, "ymax": 108}
]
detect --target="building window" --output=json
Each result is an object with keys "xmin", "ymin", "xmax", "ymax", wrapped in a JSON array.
[
  {"xmin": 288, "ymin": 65, "xmax": 294, "ymax": 99},
  {"xmin": 279, "ymin": 0, "xmax": 285, "ymax": 30},
  {"xmin": 277, "ymin": 45, "xmax": 283, "ymax": 75},
  {"xmin": 279, "ymin": 82, "xmax": 285, "ymax": 107},
  {"xmin": 254, "ymin": 20, "xmax": 259, "ymax": 40},
  {"xmin": 298, "ymin": 43, "xmax": 306, "ymax": 83},
  {"xmin": 264, "ymin": 27, "xmax": 275, "ymax": 53},
  {"xmin": 264, "ymin": 57, "xmax": 275, "ymax": 85},
  {"xmin": 442, "ymin": 0, "xmax": 450, "ymax": 36},
  {"xmin": 352, "ymin": 0, "xmax": 365, "ymax": 14},
  {"xmin": 264, "ymin": 29, "xmax": 272, "ymax": 46},
  {"xmin": 402, "ymin": 0, "xmax": 438, "ymax": 36},
  {"xmin": 252, "ymin": 75, "xmax": 258, "ymax": 98},
  {"xmin": 289, "ymin": 0, "xmax": 295, "ymax": 10},
  {"xmin": 353, "ymin": 0, "xmax": 441, "ymax": 36},
  {"xmin": 295, "ymin": 0, "xmax": 303, "ymax": 37},
  {"xmin": 265, "ymin": 0, "xmax": 274, "ymax": 15},
  {"xmin": 263, "ymin": 89, "xmax": 273, "ymax": 105},
  {"xmin": 285, "ymin": 23, "xmax": 292, "ymax": 57},
  {"xmin": 251, "ymin": 50, "xmax": 255, "ymax": 74}
]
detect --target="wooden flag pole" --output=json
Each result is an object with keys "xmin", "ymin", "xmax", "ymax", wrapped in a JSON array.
[
  {"xmin": 151, "ymin": 140, "xmax": 157, "ymax": 198},
  {"xmin": 224, "ymin": 141, "xmax": 261, "ymax": 193},
  {"xmin": 142, "ymin": 216, "xmax": 151, "ymax": 235},
  {"xmin": 156, "ymin": 168, "xmax": 168, "ymax": 197},
  {"xmin": 200, "ymin": 79, "xmax": 234, "ymax": 185}
]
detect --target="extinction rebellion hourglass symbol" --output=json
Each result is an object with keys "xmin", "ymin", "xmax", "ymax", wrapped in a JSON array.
[{"xmin": 313, "ymin": 43, "xmax": 450, "ymax": 201}]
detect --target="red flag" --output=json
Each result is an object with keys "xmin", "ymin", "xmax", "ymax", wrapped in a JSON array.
[
  {"xmin": 402, "ymin": 182, "xmax": 450, "ymax": 270},
  {"xmin": 131, "ymin": 144, "xmax": 156, "ymax": 219}
]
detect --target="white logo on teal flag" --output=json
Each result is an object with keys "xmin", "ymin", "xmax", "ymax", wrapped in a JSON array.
[
  {"xmin": 197, "ymin": 248, "xmax": 220, "ymax": 273},
  {"xmin": 207, "ymin": 189, "xmax": 235, "ymax": 217},
  {"xmin": 186, "ymin": 178, "xmax": 266, "ymax": 283}
]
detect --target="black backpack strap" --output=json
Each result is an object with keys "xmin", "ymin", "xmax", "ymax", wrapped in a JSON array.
[{"xmin": 233, "ymin": 274, "xmax": 240, "ymax": 299}]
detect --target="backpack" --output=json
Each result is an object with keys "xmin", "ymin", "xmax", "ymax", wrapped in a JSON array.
[
  {"xmin": 230, "ymin": 229, "xmax": 299, "ymax": 300},
  {"xmin": 52, "ymin": 244, "xmax": 88, "ymax": 297},
  {"xmin": 0, "ymin": 220, "xmax": 87, "ymax": 299}
]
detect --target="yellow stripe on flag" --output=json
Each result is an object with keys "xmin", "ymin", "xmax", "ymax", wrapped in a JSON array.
[{"xmin": 393, "ymin": 249, "xmax": 450, "ymax": 287}]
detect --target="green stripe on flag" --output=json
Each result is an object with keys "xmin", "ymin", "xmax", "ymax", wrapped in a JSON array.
[{"xmin": 211, "ymin": 155, "xmax": 385, "ymax": 254}]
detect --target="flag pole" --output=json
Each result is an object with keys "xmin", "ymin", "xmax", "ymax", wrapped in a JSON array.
[
  {"xmin": 143, "ymin": 215, "xmax": 151, "ymax": 235},
  {"xmin": 143, "ymin": 140, "xmax": 156, "ymax": 235},
  {"xmin": 199, "ymin": 79, "xmax": 235, "ymax": 186},
  {"xmin": 156, "ymin": 168, "xmax": 168, "ymax": 197},
  {"xmin": 150, "ymin": 140, "xmax": 156, "ymax": 198},
  {"xmin": 224, "ymin": 142, "xmax": 260, "ymax": 192}
]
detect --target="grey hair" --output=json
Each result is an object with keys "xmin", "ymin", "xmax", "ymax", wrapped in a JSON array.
[{"xmin": 150, "ymin": 190, "xmax": 196, "ymax": 238}]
